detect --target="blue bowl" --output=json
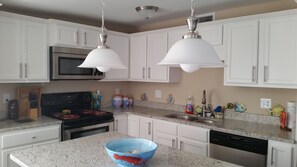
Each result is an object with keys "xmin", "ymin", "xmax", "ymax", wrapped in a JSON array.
[{"xmin": 105, "ymin": 138, "xmax": 158, "ymax": 167}]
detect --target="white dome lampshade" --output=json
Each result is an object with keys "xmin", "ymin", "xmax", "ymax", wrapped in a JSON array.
[
  {"xmin": 158, "ymin": 0, "xmax": 226, "ymax": 73},
  {"xmin": 78, "ymin": 0, "xmax": 126, "ymax": 73},
  {"xmin": 78, "ymin": 46, "xmax": 126, "ymax": 72}
]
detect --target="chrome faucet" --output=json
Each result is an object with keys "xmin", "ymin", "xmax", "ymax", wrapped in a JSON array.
[{"xmin": 202, "ymin": 90, "xmax": 207, "ymax": 117}]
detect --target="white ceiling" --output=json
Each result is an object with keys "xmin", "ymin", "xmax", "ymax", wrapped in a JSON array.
[{"xmin": 0, "ymin": 0, "xmax": 279, "ymax": 26}]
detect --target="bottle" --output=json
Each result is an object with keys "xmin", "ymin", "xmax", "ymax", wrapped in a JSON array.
[
  {"xmin": 112, "ymin": 89, "xmax": 122, "ymax": 108},
  {"xmin": 185, "ymin": 96, "xmax": 194, "ymax": 114},
  {"xmin": 122, "ymin": 94, "xmax": 129, "ymax": 108},
  {"xmin": 280, "ymin": 111, "xmax": 287, "ymax": 129}
]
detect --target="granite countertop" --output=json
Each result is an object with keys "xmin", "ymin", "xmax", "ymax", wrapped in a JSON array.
[
  {"xmin": 10, "ymin": 132, "xmax": 240, "ymax": 167},
  {"xmin": 104, "ymin": 106, "xmax": 295, "ymax": 144},
  {"xmin": 0, "ymin": 116, "xmax": 61, "ymax": 133}
]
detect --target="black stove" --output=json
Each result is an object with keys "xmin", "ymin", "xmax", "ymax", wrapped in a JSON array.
[{"xmin": 41, "ymin": 91, "xmax": 114, "ymax": 141}]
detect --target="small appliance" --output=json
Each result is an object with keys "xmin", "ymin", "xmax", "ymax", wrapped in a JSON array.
[{"xmin": 8, "ymin": 99, "xmax": 18, "ymax": 120}]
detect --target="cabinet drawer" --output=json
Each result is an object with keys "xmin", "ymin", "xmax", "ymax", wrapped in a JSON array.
[
  {"xmin": 154, "ymin": 120, "xmax": 177, "ymax": 136},
  {"xmin": 178, "ymin": 124, "xmax": 209, "ymax": 142},
  {"xmin": 1, "ymin": 125, "xmax": 60, "ymax": 149}
]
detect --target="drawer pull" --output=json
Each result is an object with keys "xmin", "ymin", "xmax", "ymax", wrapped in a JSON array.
[
  {"xmin": 32, "ymin": 136, "xmax": 37, "ymax": 139},
  {"xmin": 148, "ymin": 122, "xmax": 151, "ymax": 135},
  {"xmin": 172, "ymin": 139, "xmax": 175, "ymax": 148}
]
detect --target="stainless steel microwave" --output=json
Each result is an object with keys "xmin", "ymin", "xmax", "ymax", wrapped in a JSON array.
[{"xmin": 50, "ymin": 46, "xmax": 104, "ymax": 80}]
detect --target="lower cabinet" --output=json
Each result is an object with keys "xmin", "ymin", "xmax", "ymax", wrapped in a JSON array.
[
  {"xmin": 114, "ymin": 114, "xmax": 128, "ymax": 135},
  {"xmin": 153, "ymin": 119, "xmax": 210, "ymax": 156},
  {"xmin": 127, "ymin": 115, "xmax": 210, "ymax": 156},
  {"xmin": 267, "ymin": 140, "xmax": 296, "ymax": 167},
  {"xmin": 127, "ymin": 115, "xmax": 140, "ymax": 137},
  {"xmin": 0, "ymin": 124, "xmax": 60, "ymax": 167}
]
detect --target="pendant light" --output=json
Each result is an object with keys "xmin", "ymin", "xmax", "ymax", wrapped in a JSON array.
[
  {"xmin": 158, "ymin": 0, "xmax": 226, "ymax": 73},
  {"xmin": 78, "ymin": 0, "xmax": 126, "ymax": 72}
]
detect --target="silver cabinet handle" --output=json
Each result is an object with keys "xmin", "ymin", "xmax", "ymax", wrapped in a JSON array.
[
  {"xmin": 172, "ymin": 139, "xmax": 175, "ymax": 148},
  {"xmin": 264, "ymin": 65, "xmax": 269, "ymax": 82},
  {"xmin": 25, "ymin": 63, "xmax": 28, "ymax": 78},
  {"xmin": 32, "ymin": 136, "xmax": 36, "ymax": 139},
  {"xmin": 148, "ymin": 122, "xmax": 151, "ymax": 135},
  {"xmin": 142, "ymin": 67, "xmax": 145, "ymax": 79},
  {"xmin": 252, "ymin": 66, "xmax": 256, "ymax": 82},
  {"xmin": 74, "ymin": 31, "xmax": 78, "ymax": 44},
  {"xmin": 148, "ymin": 67, "xmax": 151, "ymax": 79},
  {"xmin": 115, "ymin": 120, "xmax": 118, "ymax": 131},
  {"xmin": 271, "ymin": 147, "xmax": 275, "ymax": 166},
  {"xmin": 179, "ymin": 141, "xmax": 183, "ymax": 150},
  {"xmin": 84, "ymin": 32, "xmax": 86, "ymax": 45},
  {"xmin": 19, "ymin": 63, "xmax": 23, "ymax": 78}
]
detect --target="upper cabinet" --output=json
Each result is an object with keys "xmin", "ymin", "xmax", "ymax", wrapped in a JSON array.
[
  {"xmin": 224, "ymin": 20, "xmax": 259, "ymax": 86},
  {"xmin": 259, "ymin": 14, "xmax": 297, "ymax": 88},
  {"xmin": 48, "ymin": 19, "xmax": 100, "ymax": 49},
  {"xmin": 102, "ymin": 32, "xmax": 129, "ymax": 81},
  {"xmin": 224, "ymin": 11, "xmax": 297, "ymax": 89},
  {"xmin": 129, "ymin": 31, "xmax": 181, "ymax": 83},
  {"xmin": 0, "ymin": 13, "xmax": 48, "ymax": 83}
]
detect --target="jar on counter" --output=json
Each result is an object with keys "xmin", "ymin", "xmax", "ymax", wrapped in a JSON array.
[
  {"xmin": 122, "ymin": 94, "xmax": 129, "ymax": 108},
  {"xmin": 112, "ymin": 94, "xmax": 122, "ymax": 108}
]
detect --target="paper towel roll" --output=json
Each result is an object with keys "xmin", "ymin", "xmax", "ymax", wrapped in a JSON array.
[{"xmin": 287, "ymin": 101, "xmax": 296, "ymax": 129}]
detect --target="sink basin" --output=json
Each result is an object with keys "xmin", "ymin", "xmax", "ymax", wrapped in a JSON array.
[{"xmin": 164, "ymin": 114, "xmax": 216, "ymax": 124}]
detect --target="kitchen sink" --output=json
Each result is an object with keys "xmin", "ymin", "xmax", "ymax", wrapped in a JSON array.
[{"xmin": 164, "ymin": 114, "xmax": 216, "ymax": 124}]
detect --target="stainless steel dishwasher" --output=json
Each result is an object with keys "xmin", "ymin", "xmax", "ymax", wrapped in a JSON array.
[{"xmin": 210, "ymin": 130, "xmax": 268, "ymax": 167}]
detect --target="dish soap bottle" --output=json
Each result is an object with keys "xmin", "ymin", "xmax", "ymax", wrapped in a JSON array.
[{"xmin": 185, "ymin": 96, "xmax": 194, "ymax": 114}]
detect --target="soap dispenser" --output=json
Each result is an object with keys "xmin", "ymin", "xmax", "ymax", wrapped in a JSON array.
[{"xmin": 185, "ymin": 96, "xmax": 194, "ymax": 114}]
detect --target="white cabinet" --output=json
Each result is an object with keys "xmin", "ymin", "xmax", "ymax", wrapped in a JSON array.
[
  {"xmin": 0, "ymin": 14, "xmax": 48, "ymax": 83},
  {"xmin": 267, "ymin": 140, "xmax": 296, "ymax": 167},
  {"xmin": 127, "ymin": 115, "xmax": 140, "ymax": 137},
  {"xmin": 178, "ymin": 124, "xmax": 209, "ymax": 156},
  {"xmin": 139, "ymin": 117, "xmax": 153, "ymax": 141},
  {"xmin": 153, "ymin": 119, "xmax": 209, "ymax": 156},
  {"xmin": 114, "ymin": 114, "xmax": 128, "ymax": 135},
  {"xmin": 224, "ymin": 13, "xmax": 297, "ymax": 89},
  {"xmin": 0, "ymin": 125, "xmax": 60, "ymax": 167},
  {"xmin": 49, "ymin": 19, "xmax": 100, "ymax": 49},
  {"xmin": 130, "ymin": 32, "xmax": 181, "ymax": 83},
  {"xmin": 153, "ymin": 119, "xmax": 178, "ymax": 148},
  {"xmin": 259, "ymin": 14, "xmax": 297, "ymax": 88},
  {"xmin": 224, "ymin": 20, "xmax": 259, "ymax": 86},
  {"xmin": 102, "ymin": 32, "xmax": 129, "ymax": 81}
]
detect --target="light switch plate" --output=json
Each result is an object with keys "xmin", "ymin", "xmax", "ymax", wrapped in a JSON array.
[
  {"xmin": 3, "ymin": 93, "xmax": 10, "ymax": 104},
  {"xmin": 260, "ymin": 98, "xmax": 271, "ymax": 109}
]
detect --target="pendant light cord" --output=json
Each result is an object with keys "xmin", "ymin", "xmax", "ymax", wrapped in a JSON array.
[
  {"xmin": 191, "ymin": 0, "xmax": 195, "ymax": 17},
  {"xmin": 101, "ymin": 0, "xmax": 106, "ymax": 33}
]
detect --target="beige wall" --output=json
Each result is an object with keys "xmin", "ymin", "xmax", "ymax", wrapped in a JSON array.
[{"xmin": 128, "ymin": 69, "xmax": 297, "ymax": 115}]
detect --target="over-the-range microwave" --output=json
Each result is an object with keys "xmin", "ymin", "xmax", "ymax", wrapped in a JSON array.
[{"xmin": 50, "ymin": 46, "xmax": 104, "ymax": 80}]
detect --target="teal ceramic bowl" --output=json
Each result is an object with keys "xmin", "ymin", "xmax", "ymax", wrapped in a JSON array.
[{"xmin": 105, "ymin": 138, "xmax": 158, "ymax": 167}]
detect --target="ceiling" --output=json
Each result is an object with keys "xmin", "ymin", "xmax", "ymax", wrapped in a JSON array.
[{"xmin": 0, "ymin": 0, "xmax": 280, "ymax": 27}]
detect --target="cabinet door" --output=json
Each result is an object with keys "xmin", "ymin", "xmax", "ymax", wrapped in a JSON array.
[
  {"xmin": 147, "ymin": 32, "xmax": 168, "ymax": 81},
  {"xmin": 127, "ymin": 115, "xmax": 140, "ymax": 137},
  {"xmin": 267, "ymin": 140, "xmax": 295, "ymax": 167},
  {"xmin": 198, "ymin": 24, "xmax": 223, "ymax": 46},
  {"xmin": 224, "ymin": 20, "xmax": 259, "ymax": 85},
  {"xmin": 139, "ymin": 117, "xmax": 153, "ymax": 141},
  {"xmin": 114, "ymin": 114, "xmax": 128, "ymax": 135},
  {"xmin": 23, "ymin": 21, "xmax": 48, "ymax": 82},
  {"xmin": 168, "ymin": 26, "xmax": 187, "ymax": 49},
  {"xmin": 54, "ymin": 24, "xmax": 79, "ymax": 46},
  {"xmin": 0, "ymin": 16, "xmax": 22, "ymax": 81},
  {"xmin": 178, "ymin": 137, "xmax": 208, "ymax": 156},
  {"xmin": 260, "ymin": 15, "xmax": 297, "ymax": 87},
  {"xmin": 153, "ymin": 132, "xmax": 177, "ymax": 148},
  {"xmin": 104, "ymin": 33, "xmax": 129, "ymax": 80},
  {"xmin": 130, "ymin": 35, "xmax": 147, "ymax": 80},
  {"xmin": 1, "ymin": 145, "xmax": 30, "ymax": 167},
  {"xmin": 81, "ymin": 28, "xmax": 99, "ymax": 49}
]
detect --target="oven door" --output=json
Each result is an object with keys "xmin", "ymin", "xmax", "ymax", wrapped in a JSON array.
[{"xmin": 63, "ymin": 122, "xmax": 113, "ymax": 141}]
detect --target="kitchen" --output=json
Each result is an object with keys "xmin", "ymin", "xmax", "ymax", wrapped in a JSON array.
[{"xmin": 0, "ymin": 0, "xmax": 297, "ymax": 166}]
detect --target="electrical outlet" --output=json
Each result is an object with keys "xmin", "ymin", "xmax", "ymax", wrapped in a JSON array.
[
  {"xmin": 155, "ymin": 90, "xmax": 161, "ymax": 98},
  {"xmin": 260, "ymin": 98, "xmax": 271, "ymax": 109},
  {"xmin": 3, "ymin": 93, "xmax": 10, "ymax": 104}
]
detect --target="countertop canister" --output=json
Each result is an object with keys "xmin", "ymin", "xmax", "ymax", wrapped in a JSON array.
[{"xmin": 286, "ymin": 101, "xmax": 296, "ymax": 129}]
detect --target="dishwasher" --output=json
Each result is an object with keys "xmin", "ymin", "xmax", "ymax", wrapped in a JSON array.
[{"xmin": 210, "ymin": 130, "xmax": 268, "ymax": 167}]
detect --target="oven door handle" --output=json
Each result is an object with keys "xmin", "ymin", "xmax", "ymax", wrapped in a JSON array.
[{"xmin": 64, "ymin": 122, "xmax": 112, "ymax": 134}]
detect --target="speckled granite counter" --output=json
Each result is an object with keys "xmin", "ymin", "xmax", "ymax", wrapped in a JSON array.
[
  {"xmin": 10, "ymin": 132, "xmax": 240, "ymax": 167},
  {"xmin": 104, "ymin": 106, "xmax": 295, "ymax": 144},
  {"xmin": 0, "ymin": 116, "xmax": 61, "ymax": 133}
]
